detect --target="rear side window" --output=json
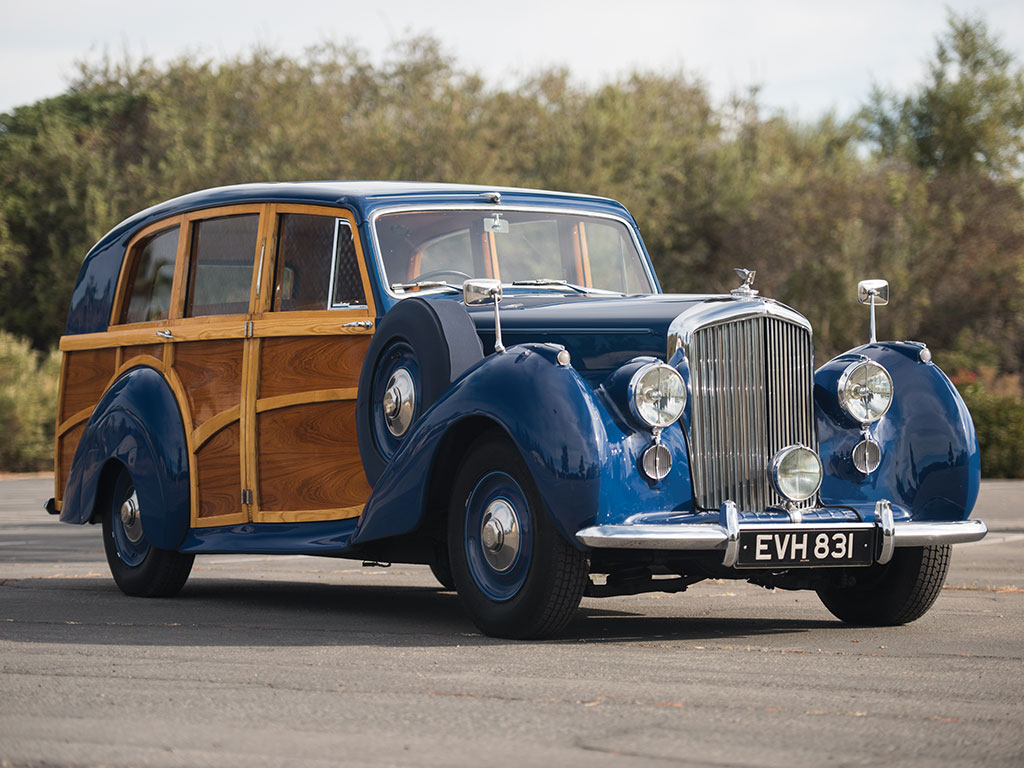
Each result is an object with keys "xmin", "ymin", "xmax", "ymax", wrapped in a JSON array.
[
  {"xmin": 120, "ymin": 226, "xmax": 179, "ymax": 324},
  {"xmin": 274, "ymin": 214, "xmax": 366, "ymax": 311},
  {"xmin": 185, "ymin": 214, "xmax": 259, "ymax": 317}
]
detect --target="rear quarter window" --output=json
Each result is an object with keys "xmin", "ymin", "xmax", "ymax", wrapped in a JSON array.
[{"xmin": 120, "ymin": 226, "xmax": 179, "ymax": 324}]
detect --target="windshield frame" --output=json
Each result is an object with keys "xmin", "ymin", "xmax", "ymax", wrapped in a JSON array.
[{"xmin": 367, "ymin": 204, "xmax": 658, "ymax": 301}]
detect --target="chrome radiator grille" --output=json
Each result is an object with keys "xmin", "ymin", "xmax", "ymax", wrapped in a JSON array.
[{"xmin": 687, "ymin": 316, "xmax": 816, "ymax": 511}]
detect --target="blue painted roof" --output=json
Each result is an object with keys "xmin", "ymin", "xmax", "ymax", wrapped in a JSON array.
[
  {"xmin": 99, "ymin": 181, "xmax": 632, "ymax": 250},
  {"xmin": 65, "ymin": 182, "xmax": 642, "ymax": 336}
]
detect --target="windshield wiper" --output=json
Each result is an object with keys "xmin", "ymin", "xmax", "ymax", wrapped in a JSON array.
[
  {"xmin": 510, "ymin": 279, "xmax": 623, "ymax": 296},
  {"xmin": 390, "ymin": 280, "xmax": 461, "ymax": 294}
]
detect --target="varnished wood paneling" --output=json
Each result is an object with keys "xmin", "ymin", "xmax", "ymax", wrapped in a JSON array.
[
  {"xmin": 258, "ymin": 335, "xmax": 369, "ymax": 399},
  {"xmin": 121, "ymin": 344, "xmax": 164, "ymax": 364},
  {"xmin": 257, "ymin": 401, "xmax": 370, "ymax": 512},
  {"xmin": 196, "ymin": 422, "xmax": 241, "ymax": 519},
  {"xmin": 58, "ymin": 422, "xmax": 86, "ymax": 500},
  {"xmin": 62, "ymin": 349, "xmax": 117, "ymax": 417},
  {"xmin": 173, "ymin": 340, "xmax": 243, "ymax": 428}
]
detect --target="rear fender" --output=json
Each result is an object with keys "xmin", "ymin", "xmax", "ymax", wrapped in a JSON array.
[{"xmin": 60, "ymin": 366, "xmax": 190, "ymax": 550}]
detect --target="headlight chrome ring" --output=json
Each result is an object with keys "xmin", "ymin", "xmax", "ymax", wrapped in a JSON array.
[
  {"xmin": 770, "ymin": 445, "xmax": 823, "ymax": 503},
  {"xmin": 838, "ymin": 360, "xmax": 893, "ymax": 424},
  {"xmin": 628, "ymin": 363, "xmax": 686, "ymax": 430}
]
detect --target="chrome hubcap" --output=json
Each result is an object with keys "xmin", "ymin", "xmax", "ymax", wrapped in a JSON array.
[
  {"xmin": 119, "ymin": 488, "xmax": 144, "ymax": 544},
  {"xmin": 479, "ymin": 499, "xmax": 520, "ymax": 572},
  {"xmin": 382, "ymin": 368, "xmax": 416, "ymax": 437}
]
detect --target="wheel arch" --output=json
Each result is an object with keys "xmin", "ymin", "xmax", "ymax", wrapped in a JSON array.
[
  {"xmin": 59, "ymin": 366, "xmax": 191, "ymax": 550},
  {"xmin": 352, "ymin": 343, "xmax": 606, "ymax": 549}
]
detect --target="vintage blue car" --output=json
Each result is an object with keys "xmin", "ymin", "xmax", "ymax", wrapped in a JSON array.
[{"xmin": 49, "ymin": 182, "xmax": 986, "ymax": 638}]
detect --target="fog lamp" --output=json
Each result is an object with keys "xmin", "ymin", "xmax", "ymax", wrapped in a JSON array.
[{"xmin": 770, "ymin": 445, "xmax": 822, "ymax": 502}]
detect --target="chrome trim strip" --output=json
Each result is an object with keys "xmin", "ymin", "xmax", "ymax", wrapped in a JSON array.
[
  {"xmin": 575, "ymin": 517, "xmax": 988, "ymax": 554},
  {"xmin": 366, "ymin": 203, "xmax": 657, "ymax": 300}
]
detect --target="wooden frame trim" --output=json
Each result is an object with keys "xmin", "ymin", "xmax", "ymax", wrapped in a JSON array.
[
  {"xmin": 255, "ymin": 387, "xmax": 358, "ymax": 414},
  {"xmin": 256, "ymin": 505, "xmax": 364, "ymax": 524},
  {"xmin": 191, "ymin": 405, "xmax": 241, "ymax": 450},
  {"xmin": 56, "ymin": 406, "xmax": 95, "ymax": 438}
]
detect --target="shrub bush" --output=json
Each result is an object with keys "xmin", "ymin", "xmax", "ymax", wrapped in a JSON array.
[
  {"xmin": 959, "ymin": 383, "xmax": 1024, "ymax": 478},
  {"xmin": 0, "ymin": 332, "xmax": 59, "ymax": 472}
]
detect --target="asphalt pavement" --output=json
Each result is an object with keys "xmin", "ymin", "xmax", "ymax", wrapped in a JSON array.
[{"xmin": 1, "ymin": 476, "xmax": 1021, "ymax": 767}]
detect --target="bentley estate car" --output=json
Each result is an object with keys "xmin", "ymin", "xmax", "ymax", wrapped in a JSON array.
[{"xmin": 49, "ymin": 182, "xmax": 987, "ymax": 638}]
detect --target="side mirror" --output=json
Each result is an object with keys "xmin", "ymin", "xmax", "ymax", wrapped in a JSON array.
[
  {"xmin": 858, "ymin": 279, "xmax": 889, "ymax": 306},
  {"xmin": 857, "ymin": 279, "xmax": 889, "ymax": 343},
  {"xmin": 463, "ymin": 278, "xmax": 502, "ymax": 306},
  {"xmin": 463, "ymin": 279, "xmax": 505, "ymax": 353}
]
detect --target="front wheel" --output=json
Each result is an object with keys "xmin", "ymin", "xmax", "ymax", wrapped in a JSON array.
[
  {"xmin": 102, "ymin": 467, "xmax": 194, "ymax": 597},
  {"xmin": 817, "ymin": 545, "xmax": 951, "ymax": 625},
  {"xmin": 448, "ymin": 435, "xmax": 588, "ymax": 639}
]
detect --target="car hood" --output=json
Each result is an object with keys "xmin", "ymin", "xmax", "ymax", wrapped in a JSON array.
[{"xmin": 463, "ymin": 293, "xmax": 744, "ymax": 377}]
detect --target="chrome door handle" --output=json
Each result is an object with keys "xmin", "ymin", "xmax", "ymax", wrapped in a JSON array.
[
  {"xmin": 342, "ymin": 320, "xmax": 373, "ymax": 329},
  {"xmin": 156, "ymin": 330, "xmax": 173, "ymax": 339}
]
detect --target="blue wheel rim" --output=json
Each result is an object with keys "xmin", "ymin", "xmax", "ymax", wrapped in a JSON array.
[
  {"xmin": 112, "ymin": 485, "xmax": 150, "ymax": 567},
  {"xmin": 370, "ymin": 341, "xmax": 421, "ymax": 461},
  {"xmin": 464, "ymin": 471, "xmax": 533, "ymax": 602}
]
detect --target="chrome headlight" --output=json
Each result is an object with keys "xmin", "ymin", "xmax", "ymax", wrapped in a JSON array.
[
  {"xmin": 628, "ymin": 363, "xmax": 686, "ymax": 429},
  {"xmin": 838, "ymin": 360, "xmax": 893, "ymax": 424},
  {"xmin": 770, "ymin": 445, "xmax": 822, "ymax": 502}
]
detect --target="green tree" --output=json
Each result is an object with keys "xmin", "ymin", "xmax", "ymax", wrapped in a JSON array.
[{"xmin": 862, "ymin": 12, "xmax": 1024, "ymax": 177}]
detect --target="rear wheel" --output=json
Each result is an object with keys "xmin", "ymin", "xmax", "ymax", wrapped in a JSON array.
[
  {"xmin": 448, "ymin": 435, "xmax": 588, "ymax": 639},
  {"xmin": 102, "ymin": 467, "xmax": 194, "ymax": 597},
  {"xmin": 817, "ymin": 545, "xmax": 951, "ymax": 625}
]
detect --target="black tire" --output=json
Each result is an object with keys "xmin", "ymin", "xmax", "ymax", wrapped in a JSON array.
[
  {"xmin": 102, "ymin": 467, "xmax": 194, "ymax": 598},
  {"xmin": 356, "ymin": 298, "xmax": 483, "ymax": 486},
  {"xmin": 448, "ymin": 434, "xmax": 588, "ymax": 639},
  {"xmin": 428, "ymin": 543, "xmax": 456, "ymax": 591},
  {"xmin": 817, "ymin": 545, "xmax": 951, "ymax": 626}
]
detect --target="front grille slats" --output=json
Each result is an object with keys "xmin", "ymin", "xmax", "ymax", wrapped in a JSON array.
[{"xmin": 688, "ymin": 316, "xmax": 815, "ymax": 512}]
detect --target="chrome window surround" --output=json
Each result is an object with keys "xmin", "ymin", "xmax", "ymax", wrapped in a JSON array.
[
  {"xmin": 366, "ymin": 204, "xmax": 658, "ymax": 301},
  {"xmin": 668, "ymin": 299, "xmax": 817, "ymax": 513},
  {"xmin": 327, "ymin": 219, "xmax": 368, "ymax": 310}
]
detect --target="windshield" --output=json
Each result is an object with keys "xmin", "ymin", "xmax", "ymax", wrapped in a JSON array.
[{"xmin": 374, "ymin": 208, "xmax": 653, "ymax": 295}]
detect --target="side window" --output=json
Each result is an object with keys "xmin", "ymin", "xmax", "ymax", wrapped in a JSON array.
[
  {"xmin": 120, "ymin": 226, "xmax": 179, "ymax": 324},
  {"xmin": 274, "ymin": 213, "xmax": 366, "ymax": 311},
  {"xmin": 185, "ymin": 214, "xmax": 259, "ymax": 317}
]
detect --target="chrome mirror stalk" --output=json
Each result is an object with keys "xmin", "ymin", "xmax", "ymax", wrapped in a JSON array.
[
  {"xmin": 857, "ymin": 279, "xmax": 889, "ymax": 344},
  {"xmin": 463, "ymin": 278, "xmax": 505, "ymax": 354}
]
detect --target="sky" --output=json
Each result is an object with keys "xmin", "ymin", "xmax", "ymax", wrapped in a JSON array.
[{"xmin": 1, "ymin": 0, "xmax": 1022, "ymax": 119}]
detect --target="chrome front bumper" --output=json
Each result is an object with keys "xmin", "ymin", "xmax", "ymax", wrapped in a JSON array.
[{"xmin": 575, "ymin": 500, "xmax": 988, "ymax": 567}]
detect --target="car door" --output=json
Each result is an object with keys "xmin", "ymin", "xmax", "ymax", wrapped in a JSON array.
[{"xmin": 247, "ymin": 204, "xmax": 377, "ymax": 523}]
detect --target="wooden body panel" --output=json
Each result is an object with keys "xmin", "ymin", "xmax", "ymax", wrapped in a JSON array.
[
  {"xmin": 256, "ymin": 400, "xmax": 370, "ymax": 515},
  {"xmin": 56, "ymin": 201, "xmax": 379, "ymax": 530},
  {"xmin": 172, "ymin": 339, "xmax": 245, "ymax": 429},
  {"xmin": 258, "ymin": 335, "xmax": 368, "ymax": 399},
  {"xmin": 61, "ymin": 349, "xmax": 117, "ymax": 418},
  {"xmin": 195, "ymin": 422, "xmax": 242, "ymax": 519}
]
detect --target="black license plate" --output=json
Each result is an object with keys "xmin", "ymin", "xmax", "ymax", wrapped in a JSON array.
[{"xmin": 735, "ymin": 528, "xmax": 875, "ymax": 568}]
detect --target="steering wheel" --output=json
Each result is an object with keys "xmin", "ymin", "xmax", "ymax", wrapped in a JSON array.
[{"xmin": 415, "ymin": 269, "xmax": 473, "ymax": 283}]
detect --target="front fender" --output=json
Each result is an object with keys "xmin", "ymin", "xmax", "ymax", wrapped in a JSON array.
[
  {"xmin": 815, "ymin": 342, "xmax": 980, "ymax": 522},
  {"xmin": 352, "ymin": 344, "xmax": 694, "ymax": 547},
  {"xmin": 59, "ymin": 366, "xmax": 190, "ymax": 550}
]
